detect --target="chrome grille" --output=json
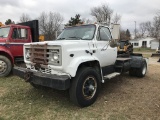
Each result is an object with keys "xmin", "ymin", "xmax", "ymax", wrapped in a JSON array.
[
  {"xmin": 26, "ymin": 44, "xmax": 62, "ymax": 66},
  {"xmin": 30, "ymin": 44, "xmax": 48, "ymax": 65}
]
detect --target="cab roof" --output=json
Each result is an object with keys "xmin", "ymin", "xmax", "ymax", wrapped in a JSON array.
[{"xmin": 1, "ymin": 24, "xmax": 30, "ymax": 28}]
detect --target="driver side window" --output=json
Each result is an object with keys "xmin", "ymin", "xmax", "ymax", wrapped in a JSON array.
[{"xmin": 97, "ymin": 27, "xmax": 112, "ymax": 41}]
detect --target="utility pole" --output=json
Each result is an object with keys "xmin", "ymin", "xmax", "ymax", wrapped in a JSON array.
[{"xmin": 134, "ymin": 21, "xmax": 136, "ymax": 39}]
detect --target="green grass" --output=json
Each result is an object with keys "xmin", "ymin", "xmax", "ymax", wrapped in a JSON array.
[
  {"xmin": 133, "ymin": 48, "xmax": 155, "ymax": 58},
  {"xmin": 0, "ymin": 76, "xmax": 106, "ymax": 120},
  {"xmin": 133, "ymin": 48, "xmax": 155, "ymax": 53}
]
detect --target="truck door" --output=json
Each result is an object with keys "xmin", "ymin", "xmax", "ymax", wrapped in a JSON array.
[
  {"xmin": 10, "ymin": 27, "xmax": 30, "ymax": 57},
  {"xmin": 95, "ymin": 26, "xmax": 117, "ymax": 67}
]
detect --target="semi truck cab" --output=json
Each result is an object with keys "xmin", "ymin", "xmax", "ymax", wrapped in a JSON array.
[{"xmin": 13, "ymin": 23, "xmax": 148, "ymax": 107}]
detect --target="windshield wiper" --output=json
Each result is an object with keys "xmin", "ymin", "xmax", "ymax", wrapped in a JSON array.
[
  {"xmin": 57, "ymin": 37, "xmax": 66, "ymax": 40},
  {"xmin": 0, "ymin": 35, "xmax": 4, "ymax": 38},
  {"xmin": 69, "ymin": 36, "xmax": 82, "ymax": 40}
]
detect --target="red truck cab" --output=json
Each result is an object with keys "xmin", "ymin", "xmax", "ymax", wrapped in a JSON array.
[{"xmin": 0, "ymin": 20, "xmax": 39, "ymax": 77}]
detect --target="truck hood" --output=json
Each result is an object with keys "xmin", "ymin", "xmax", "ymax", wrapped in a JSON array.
[{"xmin": 24, "ymin": 40, "xmax": 91, "ymax": 46}]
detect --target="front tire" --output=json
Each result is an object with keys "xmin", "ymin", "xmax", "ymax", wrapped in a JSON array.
[
  {"xmin": 69, "ymin": 67, "xmax": 101, "ymax": 107},
  {"xmin": 0, "ymin": 55, "xmax": 12, "ymax": 77}
]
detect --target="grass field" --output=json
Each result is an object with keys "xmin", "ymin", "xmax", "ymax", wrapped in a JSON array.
[
  {"xmin": 0, "ymin": 59, "xmax": 160, "ymax": 120},
  {"xmin": 133, "ymin": 48, "xmax": 156, "ymax": 58},
  {"xmin": 133, "ymin": 48, "xmax": 155, "ymax": 53}
]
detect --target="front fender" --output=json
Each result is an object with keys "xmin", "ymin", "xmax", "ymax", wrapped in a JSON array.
[
  {"xmin": 65, "ymin": 56, "xmax": 99, "ymax": 77},
  {"xmin": 0, "ymin": 46, "xmax": 14, "ymax": 64}
]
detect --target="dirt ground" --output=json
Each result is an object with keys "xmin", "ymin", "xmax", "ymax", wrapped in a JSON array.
[
  {"xmin": 0, "ymin": 56, "xmax": 160, "ymax": 120},
  {"xmin": 97, "ymin": 57, "xmax": 160, "ymax": 119}
]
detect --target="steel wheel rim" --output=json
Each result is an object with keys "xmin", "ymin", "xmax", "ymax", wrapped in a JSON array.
[
  {"xmin": 0, "ymin": 60, "xmax": 7, "ymax": 74},
  {"xmin": 82, "ymin": 76, "xmax": 97, "ymax": 100}
]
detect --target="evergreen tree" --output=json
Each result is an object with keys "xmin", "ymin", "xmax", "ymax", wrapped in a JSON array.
[
  {"xmin": 68, "ymin": 14, "xmax": 82, "ymax": 26},
  {"xmin": 126, "ymin": 29, "xmax": 131, "ymax": 40},
  {"xmin": 5, "ymin": 19, "xmax": 14, "ymax": 25}
]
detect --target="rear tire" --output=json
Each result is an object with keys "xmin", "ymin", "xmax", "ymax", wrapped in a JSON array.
[
  {"xmin": 136, "ymin": 61, "xmax": 147, "ymax": 77},
  {"xmin": 129, "ymin": 68, "xmax": 136, "ymax": 76},
  {"xmin": 69, "ymin": 67, "xmax": 101, "ymax": 107},
  {"xmin": 0, "ymin": 55, "xmax": 12, "ymax": 77}
]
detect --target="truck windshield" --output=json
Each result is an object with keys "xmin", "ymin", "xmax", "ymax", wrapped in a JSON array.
[
  {"xmin": 0, "ymin": 27, "xmax": 10, "ymax": 38},
  {"xmin": 57, "ymin": 25, "xmax": 96, "ymax": 40}
]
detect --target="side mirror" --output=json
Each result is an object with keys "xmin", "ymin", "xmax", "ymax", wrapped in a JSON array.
[{"xmin": 109, "ymin": 39, "xmax": 118, "ymax": 48}]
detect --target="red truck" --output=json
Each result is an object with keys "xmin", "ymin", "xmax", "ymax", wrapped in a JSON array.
[{"xmin": 0, "ymin": 20, "xmax": 39, "ymax": 77}]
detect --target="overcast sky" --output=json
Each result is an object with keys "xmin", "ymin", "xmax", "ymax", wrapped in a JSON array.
[{"xmin": 0, "ymin": 0, "xmax": 160, "ymax": 33}]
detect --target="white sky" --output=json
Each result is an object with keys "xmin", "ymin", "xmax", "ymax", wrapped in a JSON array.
[{"xmin": 0, "ymin": 0, "xmax": 160, "ymax": 33}]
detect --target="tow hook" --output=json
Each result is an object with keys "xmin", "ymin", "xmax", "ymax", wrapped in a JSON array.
[{"xmin": 24, "ymin": 71, "xmax": 33, "ymax": 82}]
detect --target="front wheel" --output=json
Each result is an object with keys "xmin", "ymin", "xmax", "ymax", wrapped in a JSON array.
[
  {"xmin": 0, "ymin": 55, "xmax": 12, "ymax": 77},
  {"xmin": 69, "ymin": 67, "xmax": 101, "ymax": 107}
]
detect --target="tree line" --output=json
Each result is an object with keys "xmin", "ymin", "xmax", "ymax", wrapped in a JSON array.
[
  {"xmin": 3, "ymin": 3, "xmax": 137, "ymax": 41},
  {"xmin": 137, "ymin": 11, "xmax": 160, "ymax": 40}
]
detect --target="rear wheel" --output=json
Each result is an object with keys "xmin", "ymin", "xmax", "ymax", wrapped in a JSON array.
[
  {"xmin": 0, "ymin": 55, "xmax": 12, "ymax": 77},
  {"xmin": 129, "ymin": 68, "xmax": 136, "ymax": 76},
  {"xmin": 136, "ymin": 61, "xmax": 147, "ymax": 77},
  {"xmin": 69, "ymin": 67, "xmax": 101, "ymax": 107}
]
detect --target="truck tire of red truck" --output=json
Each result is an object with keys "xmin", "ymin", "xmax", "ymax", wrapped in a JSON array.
[{"xmin": 0, "ymin": 55, "xmax": 12, "ymax": 77}]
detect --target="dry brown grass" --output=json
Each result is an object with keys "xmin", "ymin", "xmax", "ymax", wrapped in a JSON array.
[{"xmin": 0, "ymin": 58, "xmax": 160, "ymax": 120}]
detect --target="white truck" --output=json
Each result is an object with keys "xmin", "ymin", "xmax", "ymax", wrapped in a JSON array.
[{"xmin": 13, "ymin": 24, "xmax": 148, "ymax": 107}]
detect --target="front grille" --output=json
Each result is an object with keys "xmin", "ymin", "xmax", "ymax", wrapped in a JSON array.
[
  {"xmin": 29, "ymin": 65, "xmax": 52, "ymax": 74},
  {"xmin": 40, "ymin": 67, "xmax": 51, "ymax": 74},
  {"xmin": 26, "ymin": 44, "xmax": 62, "ymax": 66},
  {"xmin": 30, "ymin": 44, "xmax": 48, "ymax": 65}
]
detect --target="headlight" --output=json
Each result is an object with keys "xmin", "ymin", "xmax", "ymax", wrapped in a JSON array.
[
  {"xmin": 53, "ymin": 54, "xmax": 59, "ymax": 60},
  {"xmin": 48, "ymin": 46, "xmax": 61, "ymax": 65},
  {"xmin": 26, "ymin": 49, "xmax": 30, "ymax": 59},
  {"xmin": 51, "ymin": 54, "xmax": 59, "ymax": 61}
]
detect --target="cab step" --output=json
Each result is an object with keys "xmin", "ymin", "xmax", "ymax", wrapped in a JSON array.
[{"xmin": 104, "ymin": 72, "xmax": 120, "ymax": 79}]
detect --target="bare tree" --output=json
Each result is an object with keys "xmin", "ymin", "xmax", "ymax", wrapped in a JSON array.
[
  {"xmin": 20, "ymin": 13, "xmax": 31, "ymax": 22},
  {"xmin": 86, "ymin": 19, "xmax": 92, "ymax": 24},
  {"xmin": 38, "ymin": 11, "xmax": 64, "ymax": 40},
  {"xmin": 153, "ymin": 11, "xmax": 160, "ymax": 38},
  {"xmin": 112, "ymin": 13, "xmax": 121, "ymax": 24},
  {"xmin": 145, "ymin": 21, "xmax": 154, "ymax": 37},
  {"xmin": 82, "ymin": 18, "xmax": 93, "ymax": 24},
  {"xmin": 138, "ymin": 21, "xmax": 155, "ymax": 38},
  {"xmin": 152, "ymin": 10, "xmax": 160, "ymax": 47},
  {"xmin": 139, "ymin": 22, "xmax": 147, "ymax": 37},
  {"xmin": 91, "ymin": 4, "xmax": 113, "ymax": 25},
  {"xmin": 137, "ymin": 10, "xmax": 160, "ymax": 40}
]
